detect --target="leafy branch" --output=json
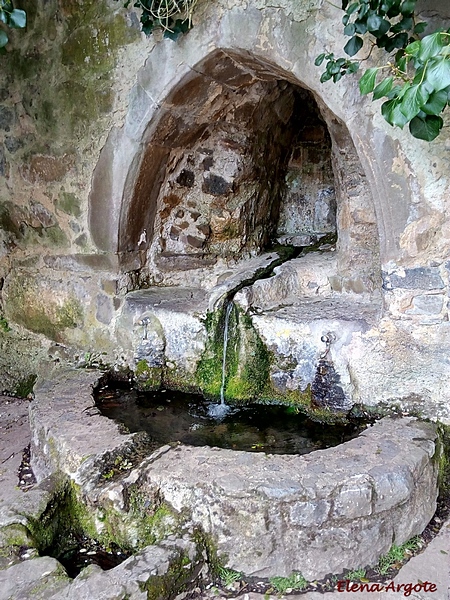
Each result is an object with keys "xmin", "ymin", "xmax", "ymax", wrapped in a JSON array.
[
  {"xmin": 0, "ymin": 0, "xmax": 26, "ymax": 51},
  {"xmin": 316, "ymin": 0, "xmax": 450, "ymax": 141}
]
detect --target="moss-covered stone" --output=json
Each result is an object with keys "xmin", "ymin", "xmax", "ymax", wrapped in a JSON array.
[
  {"xmin": 0, "ymin": 524, "xmax": 33, "ymax": 558},
  {"xmin": 5, "ymin": 274, "xmax": 83, "ymax": 341},
  {"xmin": 135, "ymin": 358, "xmax": 163, "ymax": 391},
  {"xmin": 140, "ymin": 548, "xmax": 200, "ymax": 600},
  {"xmin": 436, "ymin": 423, "xmax": 450, "ymax": 495},
  {"xmin": 126, "ymin": 486, "xmax": 179, "ymax": 548},
  {"xmin": 196, "ymin": 304, "xmax": 271, "ymax": 402},
  {"xmin": 14, "ymin": 373, "xmax": 37, "ymax": 398}
]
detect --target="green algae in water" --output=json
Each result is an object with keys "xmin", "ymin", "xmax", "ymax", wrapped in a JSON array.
[{"xmin": 96, "ymin": 387, "xmax": 365, "ymax": 455}]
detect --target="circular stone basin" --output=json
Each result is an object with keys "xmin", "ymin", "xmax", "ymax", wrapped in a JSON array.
[
  {"xmin": 95, "ymin": 386, "xmax": 364, "ymax": 454},
  {"xmin": 29, "ymin": 371, "xmax": 440, "ymax": 581}
]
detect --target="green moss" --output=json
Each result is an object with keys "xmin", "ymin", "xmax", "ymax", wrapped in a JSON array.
[
  {"xmin": 0, "ymin": 314, "xmax": 10, "ymax": 333},
  {"xmin": 5, "ymin": 0, "xmax": 139, "ymax": 143},
  {"xmin": 135, "ymin": 359, "xmax": 163, "ymax": 391},
  {"xmin": 140, "ymin": 548, "xmax": 199, "ymax": 600},
  {"xmin": 225, "ymin": 309, "xmax": 270, "ymax": 401},
  {"xmin": 6, "ymin": 277, "xmax": 83, "ymax": 341},
  {"xmin": 435, "ymin": 423, "xmax": 450, "ymax": 494},
  {"xmin": 127, "ymin": 487, "xmax": 178, "ymax": 548},
  {"xmin": 0, "ymin": 524, "xmax": 33, "ymax": 556},
  {"xmin": 56, "ymin": 192, "xmax": 82, "ymax": 217},
  {"xmin": 195, "ymin": 310, "xmax": 225, "ymax": 398},
  {"xmin": 196, "ymin": 305, "xmax": 271, "ymax": 402},
  {"xmin": 20, "ymin": 223, "xmax": 69, "ymax": 249}
]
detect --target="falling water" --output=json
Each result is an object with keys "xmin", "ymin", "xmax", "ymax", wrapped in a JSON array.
[
  {"xmin": 220, "ymin": 301, "xmax": 233, "ymax": 404},
  {"xmin": 208, "ymin": 301, "xmax": 233, "ymax": 418}
]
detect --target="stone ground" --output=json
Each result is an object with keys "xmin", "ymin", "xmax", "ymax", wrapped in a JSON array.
[{"xmin": 0, "ymin": 394, "xmax": 449, "ymax": 600}]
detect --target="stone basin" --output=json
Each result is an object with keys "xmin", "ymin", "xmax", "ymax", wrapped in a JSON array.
[{"xmin": 29, "ymin": 370, "xmax": 439, "ymax": 580}]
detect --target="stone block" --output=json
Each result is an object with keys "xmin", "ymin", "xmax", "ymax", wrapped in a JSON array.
[
  {"xmin": 96, "ymin": 293, "xmax": 114, "ymax": 325},
  {"xmin": 383, "ymin": 267, "xmax": 444, "ymax": 291},
  {"xmin": 289, "ymin": 500, "xmax": 330, "ymax": 527},
  {"xmin": 0, "ymin": 556, "xmax": 69, "ymax": 600},
  {"xmin": 22, "ymin": 154, "xmax": 74, "ymax": 183},
  {"xmin": 369, "ymin": 466, "xmax": 414, "ymax": 512},
  {"xmin": 408, "ymin": 294, "xmax": 445, "ymax": 315},
  {"xmin": 332, "ymin": 475, "xmax": 373, "ymax": 519}
]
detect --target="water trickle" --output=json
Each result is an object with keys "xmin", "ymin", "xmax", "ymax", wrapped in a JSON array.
[{"xmin": 209, "ymin": 301, "xmax": 234, "ymax": 418}]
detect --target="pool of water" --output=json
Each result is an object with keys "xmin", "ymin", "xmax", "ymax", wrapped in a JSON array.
[{"xmin": 96, "ymin": 387, "xmax": 363, "ymax": 455}]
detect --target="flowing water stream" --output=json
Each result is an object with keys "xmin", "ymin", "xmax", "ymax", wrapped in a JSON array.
[{"xmin": 208, "ymin": 301, "xmax": 234, "ymax": 418}]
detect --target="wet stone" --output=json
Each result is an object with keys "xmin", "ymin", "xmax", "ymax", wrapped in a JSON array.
[{"xmin": 311, "ymin": 359, "xmax": 348, "ymax": 411}]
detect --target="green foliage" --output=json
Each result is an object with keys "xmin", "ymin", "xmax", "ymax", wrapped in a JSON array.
[
  {"xmin": 317, "ymin": 0, "xmax": 450, "ymax": 140},
  {"xmin": 120, "ymin": 0, "xmax": 196, "ymax": 39},
  {"xmin": 376, "ymin": 536, "xmax": 422, "ymax": 575},
  {"xmin": 0, "ymin": 0, "xmax": 26, "ymax": 51},
  {"xmin": 269, "ymin": 572, "xmax": 308, "ymax": 593},
  {"xmin": 217, "ymin": 566, "xmax": 242, "ymax": 587},
  {"xmin": 345, "ymin": 567, "xmax": 367, "ymax": 580}
]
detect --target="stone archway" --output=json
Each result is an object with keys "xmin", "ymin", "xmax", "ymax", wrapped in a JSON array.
[{"xmin": 115, "ymin": 49, "xmax": 381, "ymax": 296}]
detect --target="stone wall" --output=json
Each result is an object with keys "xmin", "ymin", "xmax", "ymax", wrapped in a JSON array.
[{"xmin": 0, "ymin": 0, "xmax": 449, "ymax": 420}]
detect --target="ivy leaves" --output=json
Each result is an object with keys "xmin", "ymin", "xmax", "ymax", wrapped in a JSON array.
[
  {"xmin": 317, "ymin": 0, "xmax": 450, "ymax": 141},
  {"xmin": 0, "ymin": 0, "xmax": 26, "ymax": 51},
  {"xmin": 358, "ymin": 31, "xmax": 450, "ymax": 140}
]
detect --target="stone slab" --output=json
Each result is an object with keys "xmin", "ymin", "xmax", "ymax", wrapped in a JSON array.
[{"xmin": 0, "ymin": 556, "xmax": 69, "ymax": 600}]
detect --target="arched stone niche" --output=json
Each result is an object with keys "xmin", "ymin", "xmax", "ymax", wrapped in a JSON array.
[{"xmin": 90, "ymin": 48, "xmax": 380, "ymax": 296}]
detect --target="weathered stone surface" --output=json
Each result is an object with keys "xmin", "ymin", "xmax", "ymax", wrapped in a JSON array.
[
  {"xmin": 22, "ymin": 155, "xmax": 74, "ymax": 183},
  {"xmin": 0, "ymin": 0, "xmax": 449, "ymax": 420},
  {"xmin": 407, "ymin": 294, "xmax": 445, "ymax": 315},
  {"xmin": 116, "ymin": 287, "xmax": 208, "ymax": 384},
  {"xmin": 331, "ymin": 475, "xmax": 373, "ymax": 519},
  {"xmin": 383, "ymin": 267, "xmax": 445, "ymax": 291},
  {"xmin": 0, "ymin": 107, "xmax": 15, "ymax": 131},
  {"xmin": 0, "ymin": 557, "xmax": 69, "ymax": 600},
  {"xmin": 29, "ymin": 370, "xmax": 150, "ymax": 482}
]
